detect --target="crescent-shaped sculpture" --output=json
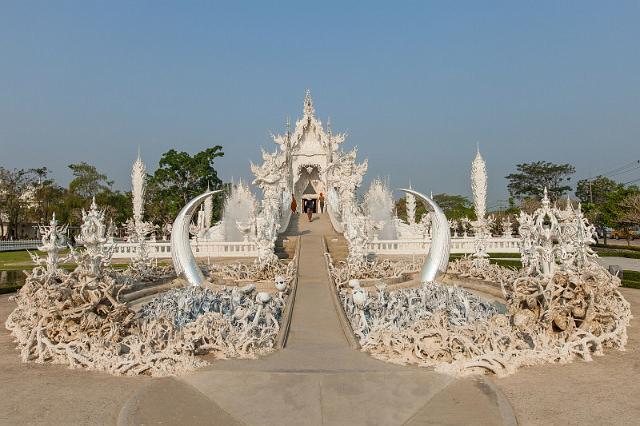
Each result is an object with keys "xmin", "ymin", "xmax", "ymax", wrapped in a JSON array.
[
  {"xmin": 171, "ymin": 190, "xmax": 222, "ymax": 287},
  {"xmin": 400, "ymin": 188, "xmax": 451, "ymax": 282}
]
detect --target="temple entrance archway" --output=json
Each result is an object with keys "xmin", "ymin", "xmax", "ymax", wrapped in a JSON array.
[{"xmin": 294, "ymin": 164, "xmax": 325, "ymax": 213}]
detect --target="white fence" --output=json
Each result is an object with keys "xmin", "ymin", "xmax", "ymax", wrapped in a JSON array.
[
  {"xmin": 111, "ymin": 240, "xmax": 258, "ymax": 259},
  {"xmin": 0, "ymin": 240, "xmax": 41, "ymax": 251},
  {"xmin": 367, "ymin": 237, "xmax": 521, "ymax": 256}
]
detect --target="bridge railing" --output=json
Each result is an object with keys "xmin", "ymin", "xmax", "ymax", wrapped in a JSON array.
[
  {"xmin": 367, "ymin": 237, "xmax": 521, "ymax": 255},
  {"xmin": 111, "ymin": 240, "xmax": 258, "ymax": 259},
  {"xmin": 0, "ymin": 240, "xmax": 41, "ymax": 252}
]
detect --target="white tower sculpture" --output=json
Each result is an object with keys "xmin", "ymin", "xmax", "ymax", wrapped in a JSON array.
[
  {"xmin": 131, "ymin": 149, "xmax": 147, "ymax": 237},
  {"xmin": 129, "ymin": 150, "xmax": 154, "ymax": 276},
  {"xmin": 471, "ymin": 146, "xmax": 490, "ymax": 265},
  {"xmin": 471, "ymin": 145, "xmax": 487, "ymax": 228}
]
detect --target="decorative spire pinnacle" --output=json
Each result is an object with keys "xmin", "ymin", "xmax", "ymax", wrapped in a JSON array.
[
  {"xmin": 471, "ymin": 145, "xmax": 487, "ymax": 222},
  {"xmin": 542, "ymin": 187, "xmax": 550, "ymax": 208},
  {"xmin": 304, "ymin": 89, "xmax": 315, "ymax": 117},
  {"xmin": 565, "ymin": 194, "xmax": 573, "ymax": 211},
  {"xmin": 327, "ymin": 116, "xmax": 332, "ymax": 136}
]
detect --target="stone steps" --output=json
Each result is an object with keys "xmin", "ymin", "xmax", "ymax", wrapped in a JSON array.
[
  {"xmin": 325, "ymin": 235, "xmax": 349, "ymax": 262},
  {"xmin": 275, "ymin": 236, "xmax": 298, "ymax": 259}
]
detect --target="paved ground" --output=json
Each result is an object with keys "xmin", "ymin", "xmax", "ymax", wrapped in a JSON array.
[
  {"xmin": 494, "ymin": 287, "xmax": 640, "ymax": 426},
  {"xmin": 0, "ymin": 212, "xmax": 638, "ymax": 425},
  {"xmin": 595, "ymin": 256, "xmax": 640, "ymax": 272},
  {"xmin": 122, "ymin": 214, "xmax": 514, "ymax": 425}
]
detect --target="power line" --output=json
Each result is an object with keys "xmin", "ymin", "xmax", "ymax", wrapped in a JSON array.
[
  {"xmin": 576, "ymin": 160, "xmax": 640, "ymax": 188},
  {"xmin": 622, "ymin": 177, "xmax": 640, "ymax": 185},
  {"xmin": 603, "ymin": 163, "xmax": 640, "ymax": 179},
  {"xmin": 589, "ymin": 159, "xmax": 640, "ymax": 179}
]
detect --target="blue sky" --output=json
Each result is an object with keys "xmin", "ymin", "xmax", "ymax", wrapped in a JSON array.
[{"xmin": 1, "ymin": 1, "xmax": 639, "ymax": 207}]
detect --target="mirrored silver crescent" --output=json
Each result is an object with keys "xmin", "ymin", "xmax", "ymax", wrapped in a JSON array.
[
  {"xmin": 171, "ymin": 190, "xmax": 222, "ymax": 286},
  {"xmin": 399, "ymin": 188, "xmax": 451, "ymax": 282}
]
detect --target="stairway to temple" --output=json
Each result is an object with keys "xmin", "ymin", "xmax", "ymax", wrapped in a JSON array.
[
  {"xmin": 325, "ymin": 232, "xmax": 348, "ymax": 262},
  {"xmin": 278, "ymin": 212, "xmax": 348, "ymax": 261},
  {"xmin": 274, "ymin": 234, "xmax": 297, "ymax": 260}
]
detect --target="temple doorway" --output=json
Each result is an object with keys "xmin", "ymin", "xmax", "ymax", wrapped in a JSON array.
[
  {"xmin": 294, "ymin": 164, "xmax": 324, "ymax": 213},
  {"xmin": 302, "ymin": 198, "xmax": 317, "ymax": 214}
]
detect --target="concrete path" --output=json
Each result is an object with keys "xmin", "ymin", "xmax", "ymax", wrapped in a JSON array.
[
  {"xmin": 595, "ymin": 256, "xmax": 640, "ymax": 272},
  {"xmin": 121, "ymin": 214, "xmax": 516, "ymax": 425}
]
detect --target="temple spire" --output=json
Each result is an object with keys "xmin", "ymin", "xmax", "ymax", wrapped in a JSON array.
[{"xmin": 304, "ymin": 89, "xmax": 315, "ymax": 117}]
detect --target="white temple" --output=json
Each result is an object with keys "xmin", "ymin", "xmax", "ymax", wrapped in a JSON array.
[
  {"xmin": 112, "ymin": 93, "xmax": 522, "ymax": 261},
  {"xmin": 251, "ymin": 90, "xmax": 367, "ymax": 216}
]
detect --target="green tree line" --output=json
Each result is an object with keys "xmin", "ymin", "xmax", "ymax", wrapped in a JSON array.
[
  {"xmin": 0, "ymin": 146, "xmax": 224, "ymax": 239},
  {"xmin": 395, "ymin": 161, "xmax": 640, "ymax": 244}
]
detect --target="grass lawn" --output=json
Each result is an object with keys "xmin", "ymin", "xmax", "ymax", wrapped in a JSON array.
[
  {"xmin": 489, "ymin": 259, "xmax": 522, "ymax": 269},
  {"xmin": 594, "ymin": 243, "xmax": 640, "ymax": 252},
  {"xmin": 0, "ymin": 250, "xmax": 48, "ymax": 269},
  {"xmin": 0, "ymin": 250, "xmax": 136, "ymax": 270},
  {"xmin": 622, "ymin": 270, "xmax": 640, "ymax": 289},
  {"xmin": 594, "ymin": 248, "xmax": 640, "ymax": 260}
]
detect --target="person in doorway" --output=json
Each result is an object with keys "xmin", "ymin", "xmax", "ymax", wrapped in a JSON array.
[
  {"xmin": 291, "ymin": 195, "xmax": 297, "ymax": 214},
  {"xmin": 319, "ymin": 192, "xmax": 325, "ymax": 214},
  {"xmin": 306, "ymin": 200, "xmax": 313, "ymax": 222}
]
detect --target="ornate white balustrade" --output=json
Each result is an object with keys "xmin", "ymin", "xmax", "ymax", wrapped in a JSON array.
[
  {"xmin": 0, "ymin": 240, "xmax": 41, "ymax": 252},
  {"xmin": 111, "ymin": 240, "xmax": 258, "ymax": 259},
  {"xmin": 367, "ymin": 236, "xmax": 520, "ymax": 256}
]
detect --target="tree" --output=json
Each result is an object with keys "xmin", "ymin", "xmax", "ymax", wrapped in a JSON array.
[
  {"xmin": 68, "ymin": 162, "xmax": 113, "ymax": 198},
  {"xmin": 96, "ymin": 189, "xmax": 133, "ymax": 230},
  {"xmin": 622, "ymin": 194, "xmax": 640, "ymax": 226},
  {"xmin": 148, "ymin": 147, "xmax": 225, "ymax": 223},
  {"xmin": 432, "ymin": 194, "xmax": 475, "ymax": 220},
  {"xmin": 30, "ymin": 167, "xmax": 65, "ymax": 223},
  {"xmin": 0, "ymin": 168, "xmax": 37, "ymax": 238},
  {"xmin": 599, "ymin": 185, "xmax": 639, "ymax": 245},
  {"xmin": 575, "ymin": 176, "xmax": 620, "ymax": 242},
  {"xmin": 576, "ymin": 176, "xmax": 618, "ymax": 206},
  {"xmin": 506, "ymin": 161, "xmax": 575, "ymax": 202},
  {"xmin": 395, "ymin": 193, "xmax": 474, "ymax": 222}
]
